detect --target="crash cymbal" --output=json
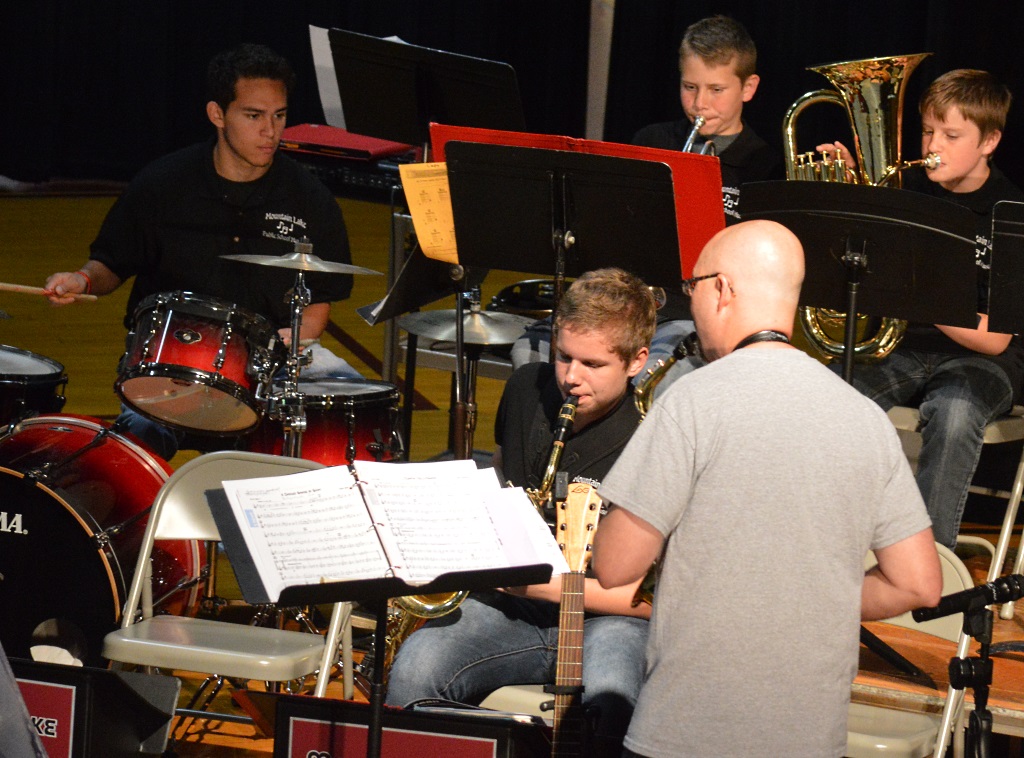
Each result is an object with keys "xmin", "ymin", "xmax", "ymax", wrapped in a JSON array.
[
  {"xmin": 399, "ymin": 309, "xmax": 535, "ymax": 346},
  {"xmin": 221, "ymin": 252, "xmax": 382, "ymax": 276}
]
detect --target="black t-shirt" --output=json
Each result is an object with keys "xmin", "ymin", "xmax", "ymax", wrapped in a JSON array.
[
  {"xmin": 494, "ymin": 362, "xmax": 642, "ymax": 498},
  {"xmin": 899, "ymin": 165, "xmax": 1024, "ymax": 401},
  {"xmin": 90, "ymin": 140, "xmax": 353, "ymax": 330},
  {"xmin": 631, "ymin": 118, "xmax": 781, "ymax": 224}
]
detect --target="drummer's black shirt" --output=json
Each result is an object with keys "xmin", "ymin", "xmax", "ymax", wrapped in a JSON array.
[{"xmin": 90, "ymin": 139, "xmax": 352, "ymax": 330}]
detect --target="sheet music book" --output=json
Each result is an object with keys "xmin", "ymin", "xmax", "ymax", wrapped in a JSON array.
[
  {"xmin": 429, "ymin": 122, "xmax": 725, "ymax": 277},
  {"xmin": 212, "ymin": 459, "xmax": 569, "ymax": 604}
]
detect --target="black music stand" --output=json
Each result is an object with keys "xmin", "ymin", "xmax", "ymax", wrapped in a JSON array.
[
  {"xmin": 208, "ymin": 483, "xmax": 551, "ymax": 758},
  {"xmin": 279, "ymin": 570, "xmax": 551, "ymax": 758},
  {"xmin": 327, "ymin": 28, "xmax": 526, "ymax": 148},
  {"xmin": 988, "ymin": 200, "xmax": 1024, "ymax": 334},
  {"xmin": 742, "ymin": 181, "xmax": 978, "ymax": 382},
  {"xmin": 445, "ymin": 141, "xmax": 682, "ymax": 320}
]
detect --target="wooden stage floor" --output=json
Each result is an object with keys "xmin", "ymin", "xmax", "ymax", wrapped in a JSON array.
[{"xmin": 4, "ymin": 192, "xmax": 1024, "ymax": 754}]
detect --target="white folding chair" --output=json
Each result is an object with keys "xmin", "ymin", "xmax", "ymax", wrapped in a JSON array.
[
  {"xmin": 888, "ymin": 404, "xmax": 1024, "ymax": 619},
  {"xmin": 846, "ymin": 543, "xmax": 974, "ymax": 758},
  {"xmin": 102, "ymin": 450, "xmax": 355, "ymax": 729}
]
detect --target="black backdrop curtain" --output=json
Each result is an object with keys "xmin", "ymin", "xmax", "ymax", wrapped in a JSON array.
[
  {"xmin": 1, "ymin": 0, "xmax": 590, "ymax": 182},
  {"xmin": 3, "ymin": 1, "xmax": 1023, "ymax": 187}
]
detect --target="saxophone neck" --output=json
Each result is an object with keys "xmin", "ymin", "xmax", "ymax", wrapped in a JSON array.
[
  {"xmin": 527, "ymin": 395, "xmax": 579, "ymax": 512},
  {"xmin": 634, "ymin": 333, "xmax": 700, "ymax": 417}
]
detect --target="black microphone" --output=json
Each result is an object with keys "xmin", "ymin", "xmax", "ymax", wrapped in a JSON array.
[{"xmin": 912, "ymin": 574, "xmax": 1024, "ymax": 622}]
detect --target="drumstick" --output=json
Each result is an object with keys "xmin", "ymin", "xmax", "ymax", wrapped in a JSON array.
[{"xmin": 0, "ymin": 281, "xmax": 99, "ymax": 302}]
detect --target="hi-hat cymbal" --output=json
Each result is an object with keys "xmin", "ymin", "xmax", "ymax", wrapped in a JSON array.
[
  {"xmin": 221, "ymin": 252, "xmax": 381, "ymax": 276},
  {"xmin": 399, "ymin": 309, "xmax": 536, "ymax": 346}
]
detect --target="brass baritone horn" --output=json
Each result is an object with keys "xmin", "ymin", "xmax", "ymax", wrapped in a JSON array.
[{"xmin": 783, "ymin": 53, "xmax": 937, "ymax": 361}]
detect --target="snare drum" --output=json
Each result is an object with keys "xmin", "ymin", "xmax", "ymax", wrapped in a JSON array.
[
  {"xmin": 116, "ymin": 292, "xmax": 282, "ymax": 435},
  {"xmin": 245, "ymin": 378, "xmax": 402, "ymax": 465},
  {"xmin": 0, "ymin": 415, "xmax": 203, "ymax": 666},
  {"xmin": 0, "ymin": 345, "xmax": 67, "ymax": 425}
]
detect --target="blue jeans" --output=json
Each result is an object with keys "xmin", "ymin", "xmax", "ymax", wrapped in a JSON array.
[
  {"xmin": 839, "ymin": 350, "xmax": 1013, "ymax": 548},
  {"xmin": 510, "ymin": 317, "xmax": 703, "ymax": 400},
  {"xmin": 385, "ymin": 591, "xmax": 648, "ymax": 752}
]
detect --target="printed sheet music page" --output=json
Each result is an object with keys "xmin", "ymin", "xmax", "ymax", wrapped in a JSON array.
[{"xmin": 220, "ymin": 460, "xmax": 567, "ymax": 602}]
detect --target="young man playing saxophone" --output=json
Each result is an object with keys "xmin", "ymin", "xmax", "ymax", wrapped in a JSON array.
[{"xmin": 386, "ymin": 268, "xmax": 657, "ymax": 758}]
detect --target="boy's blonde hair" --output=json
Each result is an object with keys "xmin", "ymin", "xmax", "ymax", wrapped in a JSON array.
[
  {"xmin": 678, "ymin": 15, "xmax": 757, "ymax": 81},
  {"xmin": 555, "ymin": 268, "xmax": 656, "ymax": 364},
  {"xmin": 920, "ymin": 69, "xmax": 1012, "ymax": 143}
]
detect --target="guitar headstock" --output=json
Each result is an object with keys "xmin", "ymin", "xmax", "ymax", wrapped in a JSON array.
[{"xmin": 556, "ymin": 482, "xmax": 602, "ymax": 573}]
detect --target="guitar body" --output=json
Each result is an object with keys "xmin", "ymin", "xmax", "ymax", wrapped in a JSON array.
[{"xmin": 550, "ymin": 482, "xmax": 602, "ymax": 758}]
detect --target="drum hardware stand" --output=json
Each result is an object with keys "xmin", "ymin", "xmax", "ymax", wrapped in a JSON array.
[{"xmin": 23, "ymin": 426, "xmax": 115, "ymax": 485}]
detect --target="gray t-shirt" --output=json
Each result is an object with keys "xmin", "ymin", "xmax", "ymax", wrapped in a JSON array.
[{"xmin": 599, "ymin": 348, "xmax": 930, "ymax": 758}]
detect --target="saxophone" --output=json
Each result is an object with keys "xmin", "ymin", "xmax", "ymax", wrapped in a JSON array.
[{"xmin": 526, "ymin": 394, "xmax": 579, "ymax": 511}]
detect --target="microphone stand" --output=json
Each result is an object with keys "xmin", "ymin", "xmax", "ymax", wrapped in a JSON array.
[{"xmin": 953, "ymin": 604, "xmax": 994, "ymax": 758}]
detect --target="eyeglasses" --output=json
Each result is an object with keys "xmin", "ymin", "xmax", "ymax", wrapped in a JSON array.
[{"xmin": 681, "ymin": 272, "xmax": 719, "ymax": 297}]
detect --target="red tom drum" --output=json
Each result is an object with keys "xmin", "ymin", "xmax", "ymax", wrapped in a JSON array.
[
  {"xmin": 245, "ymin": 378, "xmax": 403, "ymax": 465},
  {"xmin": 0, "ymin": 415, "xmax": 203, "ymax": 666},
  {"xmin": 116, "ymin": 291, "xmax": 282, "ymax": 435}
]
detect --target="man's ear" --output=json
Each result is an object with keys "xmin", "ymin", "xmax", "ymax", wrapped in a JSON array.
[{"xmin": 206, "ymin": 100, "xmax": 225, "ymax": 129}]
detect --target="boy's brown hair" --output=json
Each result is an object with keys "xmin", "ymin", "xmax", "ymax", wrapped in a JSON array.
[
  {"xmin": 678, "ymin": 15, "xmax": 757, "ymax": 81},
  {"xmin": 920, "ymin": 69, "xmax": 1012, "ymax": 143},
  {"xmin": 555, "ymin": 268, "xmax": 656, "ymax": 364}
]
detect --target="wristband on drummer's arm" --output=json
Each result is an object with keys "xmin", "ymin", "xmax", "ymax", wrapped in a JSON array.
[{"xmin": 76, "ymin": 270, "xmax": 92, "ymax": 294}]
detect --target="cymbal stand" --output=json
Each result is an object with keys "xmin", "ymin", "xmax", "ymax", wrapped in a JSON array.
[
  {"xmin": 450, "ymin": 273, "xmax": 476, "ymax": 460},
  {"xmin": 278, "ymin": 266, "xmax": 313, "ymax": 459}
]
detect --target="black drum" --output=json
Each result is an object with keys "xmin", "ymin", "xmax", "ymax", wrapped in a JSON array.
[
  {"xmin": 0, "ymin": 415, "xmax": 203, "ymax": 665},
  {"xmin": 488, "ymin": 279, "xmax": 556, "ymax": 319},
  {"xmin": 0, "ymin": 345, "xmax": 67, "ymax": 426}
]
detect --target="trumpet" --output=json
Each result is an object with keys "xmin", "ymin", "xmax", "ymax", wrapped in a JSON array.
[{"xmin": 682, "ymin": 115, "xmax": 717, "ymax": 156}]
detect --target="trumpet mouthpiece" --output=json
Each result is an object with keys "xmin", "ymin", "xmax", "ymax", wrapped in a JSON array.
[{"xmin": 923, "ymin": 153, "xmax": 941, "ymax": 169}]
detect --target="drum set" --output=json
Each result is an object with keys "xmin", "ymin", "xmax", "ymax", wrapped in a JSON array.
[{"xmin": 0, "ymin": 243, "xmax": 399, "ymax": 665}]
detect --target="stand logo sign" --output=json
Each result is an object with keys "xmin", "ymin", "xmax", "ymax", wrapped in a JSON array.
[
  {"xmin": 16, "ymin": 678, "xmax": 76, "ymax": 758},
  {"xmin": 287, "ymin": 717, "xmax": 496, "ymax": 758}
]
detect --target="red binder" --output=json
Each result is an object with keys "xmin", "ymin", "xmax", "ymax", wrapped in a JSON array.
[
  {"xmin": 430, "ymin": 123, "xmax": 724, "ymax": 277},
  {"xmin": 280, "ymin": 123, "xmax": 419, "ymax": 161}
]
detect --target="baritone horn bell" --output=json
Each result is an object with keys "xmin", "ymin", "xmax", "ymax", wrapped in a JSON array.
[{"xmin": 783, "ymin": 53, "xmax": 936, "ymax": 361}]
